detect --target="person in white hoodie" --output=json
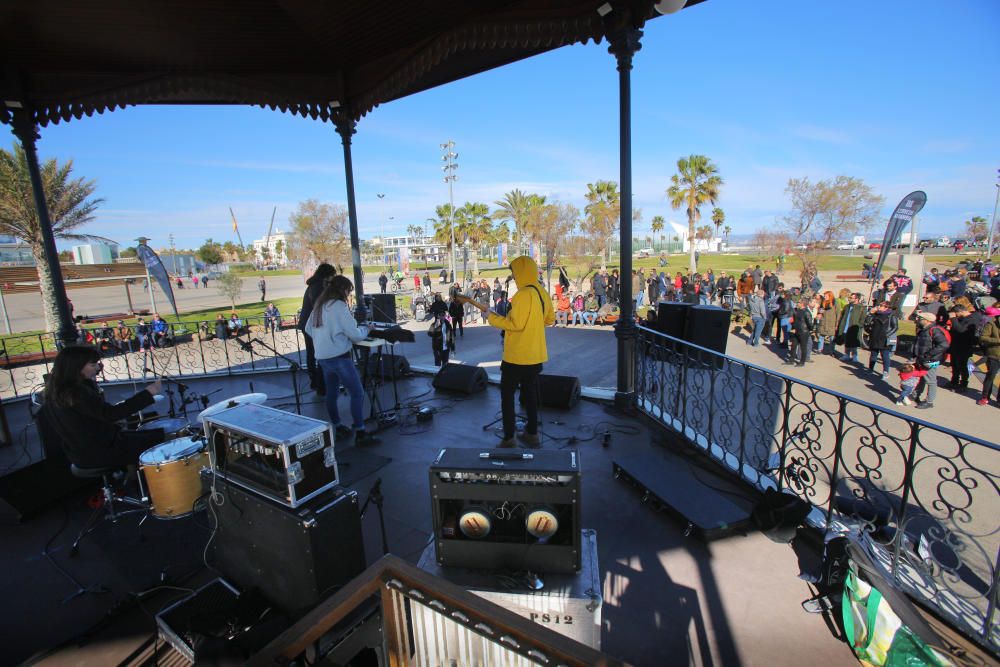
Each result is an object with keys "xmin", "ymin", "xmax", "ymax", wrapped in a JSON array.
[{"xmin": 304, "ymin": 275, "xmax": 379, "ymax": 445}]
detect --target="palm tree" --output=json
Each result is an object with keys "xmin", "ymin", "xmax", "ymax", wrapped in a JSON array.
[
  {"xmin": 696, "ymin": 225, "xmax": 714, "ymax": 242},
  {"xmin": 723, "ymin": 225, "xmax": 732, "ymax": 245},
  {"xmin": 583, "ymin": 180, "xmax": 620, "ymax": 262},
  {"xmin": 651, "ymin": 215, "xmax": 665, "ymax": 251},
  {"xmin": 0, "ymin": 144, "xmax": 105, "ymax": 335},
  {"xmin": 431, "ymin": 203, "xmax": 464, "ymax": 259},
  {"xmin": 711, "ymin": 207, "xmax": 725, "ymax": 239},
  {"xmin": 666, "ymin": 155, "xmax": 723, "ymax": 273},
  {"xmin": 493, "ymin": 189, "xmax": 533, "ymax": 248},
  {"xmin": 457, "ymin": 202, "xmax": 491, "ymax": 276}
]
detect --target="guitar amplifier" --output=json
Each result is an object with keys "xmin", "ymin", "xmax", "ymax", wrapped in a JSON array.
[
  {"xmin": 204, "ymin": 403, "xmax": 338, "ymax": 508},
  {"xmin": 429, "ymin": 448, "xmax": 581, "ymax": 574}
]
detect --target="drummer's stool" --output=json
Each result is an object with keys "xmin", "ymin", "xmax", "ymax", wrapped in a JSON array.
[{"xmin": 69, "ymin": 464, "xmax": 148, "ymax": 556}]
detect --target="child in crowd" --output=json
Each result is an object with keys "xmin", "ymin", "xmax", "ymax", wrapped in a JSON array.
[{"xmin": 896, "ymin": 362, "xmax": 927, "ymax": 406}]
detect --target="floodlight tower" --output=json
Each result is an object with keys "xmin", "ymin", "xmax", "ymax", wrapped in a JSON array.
[{"xmin": 441, "ymin": 141, "xmax": 458, "ymax": 281}]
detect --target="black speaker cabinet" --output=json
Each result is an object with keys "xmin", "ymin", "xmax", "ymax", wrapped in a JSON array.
[
  {"xmin": 429, "ymin": 448, "xmax": 581, "ymax": 574},
  {"xmin": 520, "ymin": 374, "xmax": 581, "ymax": 409},
  {"xmin": 683, "ymin": 305, "xmax": 729, "ymax": 367},
  {"xmin": 365, "ymin": 353, "xmax": 410, "ymax": 380},
  {"xmin": 367, "ymin": 294, "xmax": 397, "ymax": 324},
  {"xmin": 656, "ymin": 302, "xmax": 691, "ymax": 339},
  {"xmin": 432, "ymin": 363, "xmax": 488, "ymax": 395},
  {"xmin": 205, "ymin": 474, "xmax": 366, "ymax": 615}
]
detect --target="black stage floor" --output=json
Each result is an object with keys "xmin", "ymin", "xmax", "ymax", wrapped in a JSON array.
[{"xmin": 0, "ymin": 370, "xmax": 854, "ymax": 666}]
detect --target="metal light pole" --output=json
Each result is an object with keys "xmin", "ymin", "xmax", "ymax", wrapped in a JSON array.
[
  {"xmin": 377, "ymin": 193, "xmax": 386, "ymax": 270},
  {"xmin": 441, "ymin": 141, "xmax": 458, "ymax": 282},
  {"xmin": 987, "ymin": 173, "xmax": 1000, "ymax": 260}
]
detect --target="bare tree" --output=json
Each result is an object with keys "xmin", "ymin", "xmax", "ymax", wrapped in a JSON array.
[
  {"xmin": 561, "ymin": 235, "xmax": 603, "ymax": 293},
  {"xmin": 782, "ymin": 175, "xmax": 884, "ymax": 268},
  {"xmin": 526, "ymin": 202, "xmax": 578, "ymax": 291},
  {"xmin": 285, "ymin": 199, "xmax": 350, "ymax": 267}
]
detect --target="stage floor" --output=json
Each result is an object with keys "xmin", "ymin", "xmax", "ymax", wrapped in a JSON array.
[{"xmin": 0, "ymin": 371, "xmax": 855, "ymax": 666}]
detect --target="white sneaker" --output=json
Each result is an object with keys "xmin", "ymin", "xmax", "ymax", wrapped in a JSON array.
[{"xmin": 899, "ymin": 396, "xmax": 913, "ymax": 406}]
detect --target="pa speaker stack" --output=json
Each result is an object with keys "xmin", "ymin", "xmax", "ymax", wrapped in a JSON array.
[
  {"xmin": 656, "ymin": 302, "xmax": 691, "ymax": 339},
  {"xmin": 433, "ymin": 363, "xmax": 488, "ymax": 395},
  {"xmin": 366, "ymin": 293, "xmax": 397, "ymax": 324},
  {"xmin": 520, "ymin": 374, "xmax": 581, "ymax": 409},
  {"xmin": 684, "ymin": 305, "xmax": 730, "ymax": 357}
]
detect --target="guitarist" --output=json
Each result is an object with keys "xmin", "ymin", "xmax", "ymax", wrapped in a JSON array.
[{"xmin": 457, "ymin": 256, "xmax": 555, "ymax": 448}]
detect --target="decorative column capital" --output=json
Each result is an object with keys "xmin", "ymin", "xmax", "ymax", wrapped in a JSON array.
[
  {"xmin": 9, "ymin": 106, "xmax": 39, "ymax": 145},
  {"xmin": 607, "ymin": 26, "xmax": 643, "ymax": 73},
  {"xmin": 333, "ymin": 113, "xmax": 356, "ymax": 146}
]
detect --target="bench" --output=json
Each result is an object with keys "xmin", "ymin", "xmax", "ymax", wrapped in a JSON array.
[
  {"xmin": 834, "ymin": 275, "xmax": 871, "ymax": 281},
  {"xmin": 0, "ymin": 350, "xmax": 57, "ymax": 369}
]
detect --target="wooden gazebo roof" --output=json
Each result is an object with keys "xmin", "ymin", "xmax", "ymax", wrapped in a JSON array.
[{"xmin": 0, "ymin": 0, "xmax": 703, "ymax": 127}]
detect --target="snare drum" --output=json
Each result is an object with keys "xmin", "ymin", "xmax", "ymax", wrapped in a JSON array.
[
  {"xmin": 139, "ymin": 437, "xmax": 209, "ymax": 519},
  {"xmin": 137, "ymin": 417, "xmax": 191, "ymax": 441}
]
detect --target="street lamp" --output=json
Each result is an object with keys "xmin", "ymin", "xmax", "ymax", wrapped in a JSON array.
[{"xmin": 441, "ymin": 141, "xmax": 458, "ymax": 281}]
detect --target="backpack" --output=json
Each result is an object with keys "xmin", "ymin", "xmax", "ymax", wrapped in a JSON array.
[{"xmin": 929, "ymin": 324, "xmax": 951, "ymax": 347}]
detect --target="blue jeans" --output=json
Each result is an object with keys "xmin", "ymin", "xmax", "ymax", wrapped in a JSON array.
[
  {"xmin": 899, "ymin": 378, "xmax": 918, "ymax": 402},
  {"xmin": 869, "ymin": 347, "xmax": 892, "ymax": 375},
  {"xmin": 596, "ymin": 294, "xmax": 606, "ymax": 308},
  {"xmin": 570, "ymin": 311, "xmax": 586, "ymax": 325},
  {"xmin": 699, "ymin": 293, "xmax": 709, "ymax": 305},
  {"xmin": 635, "ymin": 291, "xmax": 645, "ymax": 307},
  {"xmin": 318, "ymin": 355, "xmax": 366, "ymax": 429},
  {"xmin": 750, "ymin": 317, "xmax": 765, "ymax": 346}
]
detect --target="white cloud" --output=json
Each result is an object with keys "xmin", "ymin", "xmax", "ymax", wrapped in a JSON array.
[{"xmin": 789, "ymin": 124, "xmax": 853, "ymax": 145}]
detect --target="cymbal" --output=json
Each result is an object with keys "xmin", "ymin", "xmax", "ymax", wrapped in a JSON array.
[{"xmin": 197, "ymin": 392, "xmax": 267, "ymax": 421}]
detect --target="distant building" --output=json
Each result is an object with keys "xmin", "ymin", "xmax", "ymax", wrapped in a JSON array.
[
  {"xmin": 0, "ymin": 234, "xmax": 34, "ymax": 266},
  {"xmin": 72, "ymin": 243, "xmax": 116, "ymax": 265},
  {"xmin": 252, "ymin": 230, "xmax": 288, "ymax": 266},
  {"xmin": 160, "ymin": 252, "xmax": 199, "ymax": 275},
  {"xmin": 374, "ymin": 234, "xmax": 445, "ymax": 263}
]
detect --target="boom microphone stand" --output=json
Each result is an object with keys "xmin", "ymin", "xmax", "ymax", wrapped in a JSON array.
[
  {"xmin": 359, "ymin": 478, "xmax": 388, "ymax": 555},
  {"xmin": 239, "ymin": 337, "xmax": 305, "ymax": 414}
]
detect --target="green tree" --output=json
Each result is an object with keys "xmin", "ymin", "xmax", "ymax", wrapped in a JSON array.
[
  {"xmin": 0, "ymin": 143, "xmax": 106, "ymax": 335},
  {"xmin": 216, "ymin": 272, "xmax": 243, "ymax": 310},
  {"xmin": 651, "ymin": 215, "xmax": 665, "ymax": 250},
  {"xmin": 197, "ymin": 238, "xmax": 224, "ymax": 265},
  {"xmin": 456, "ymin": 201, "xmax": 491, "ymax": 277},
  {"xmin": 120, "ymin": 246, "xmax": 138, "ymax": 258},
  {"xmin": 711, "ymin": 207, "xmax": 725, "ymax": 238},
  {"xmin": 723, "ymin": 225, "xmax": 732, "ymax": 244},
  {"xmin": 582, "ymin": 180, "xmax": 620, "ymax": 262},
  {"xmin": 695, "ymin": 225, "xmax": 714, "ymax": 242},
  {"xmin": 58, "ymin": 249, "xmax": 74, "ymax": 262},
  {"xmin": 493, "ymin": 189, "xmax": 534, "ymax": 247},
  {"xmin": 667, "ymin": 155, "xmax": 723, "ymax": 274},
  {"xmin": 273, "ymin": 239, "xmax": 285, "ymax": 264}
]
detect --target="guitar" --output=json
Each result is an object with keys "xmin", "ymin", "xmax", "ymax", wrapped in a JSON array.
[{"xmin": 454, "ymin": 294, "xmax": 489, "ymax": 312}]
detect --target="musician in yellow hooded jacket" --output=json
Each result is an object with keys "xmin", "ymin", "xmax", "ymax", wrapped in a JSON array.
[{"xmin": 487, "ymin": 255, "xmax": 555, "ymax": 448}]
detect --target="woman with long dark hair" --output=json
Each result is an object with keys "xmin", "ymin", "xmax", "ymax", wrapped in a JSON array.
[
  {"xmin": 43, "ymin": 345, "xmax": 163, "ymax": 468},
  {"xmin": 304, "ymin": 275, "xmax": 380, "ymax": 445},
  {"xmin": 297, "ymin": 263, "xmax": 337, "ymax": 395}
]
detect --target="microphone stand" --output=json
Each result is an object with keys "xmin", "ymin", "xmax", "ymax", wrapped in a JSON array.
[
  {"xmin": 143, "ymin": 354, "xmax": 196, "ymax": 421},
  {"xmin": 359, "ymin": 477, "xmax": 388, "ymax": 556},
  {"xmin": 239, "ymin": 337, "xmax": 305, "ymax": 415}
]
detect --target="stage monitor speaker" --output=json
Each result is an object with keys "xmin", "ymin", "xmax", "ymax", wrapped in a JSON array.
[
  {"xmin": 206, "ymin": 475, "xmax": 365, "ymax": 615},
  {"xmin": 656, "ymin": 302, "xmax": 691, "ymax": 339},
  {"xmin": 366, "ymin": 354, "xmax": 410, "ymax": 380},
  {"xmin": 432, "ymin": 363, "xmax": 488, "ymax": 395},
  {"xmin": 520, "ymin": 374, "xmax": 581, "ymax": 409},
  {"xmin": 430, "ymin": 448, "xmax": 581, "ymax": 574},
  {"xmin": 367, "ymin": 294, "xmax": 397, "ymax": 324},
  {"xmin": 683, "ymin": 305, "xmax": 729, "ymax": 365}
]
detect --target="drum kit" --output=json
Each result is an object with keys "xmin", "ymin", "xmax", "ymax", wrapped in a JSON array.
[{"xmin": 135, "ymin": 392, "xmax": 267, "ymax": 519}]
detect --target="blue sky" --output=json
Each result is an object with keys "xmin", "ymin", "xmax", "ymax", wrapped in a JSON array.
[{"xmin": 9, "ymin": 0, "xmax": 999, "ymax": 251}]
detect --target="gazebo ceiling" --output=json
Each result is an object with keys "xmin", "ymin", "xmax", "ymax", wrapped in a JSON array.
[{"xmin": 0, "ymin": 0, "xmax": 704, "ymax": 127}]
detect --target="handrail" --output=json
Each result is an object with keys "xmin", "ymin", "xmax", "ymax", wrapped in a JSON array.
[{"xmin": 251, "ymin": 554, "xmax": 625, "ymax": 666}]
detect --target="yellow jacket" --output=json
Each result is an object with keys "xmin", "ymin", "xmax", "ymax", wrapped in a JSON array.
[{"xmin": 488, "ymin": 256, "xmax": 555, "ymax": 365}]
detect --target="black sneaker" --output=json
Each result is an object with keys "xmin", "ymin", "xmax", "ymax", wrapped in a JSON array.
[
  {"xmin": 355, "ymin": 430, "xmax": 381, "ymax": 446},
  {"xmin": 916, "ymin": 402, "xmax": 934, "ymax": 410},
  {"xmin": 334, "ymin": 425, "xmax": 352, "ymax": 441}
]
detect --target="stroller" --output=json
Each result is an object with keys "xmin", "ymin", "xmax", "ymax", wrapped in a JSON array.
[{"xmin": 411, "ymin": 294, "xmax": 430, "ymax": 321}]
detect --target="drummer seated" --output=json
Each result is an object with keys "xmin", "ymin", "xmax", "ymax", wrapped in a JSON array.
[{"xmin": 42, "ymin": 345, "xmax": 165, "ymax": 469}]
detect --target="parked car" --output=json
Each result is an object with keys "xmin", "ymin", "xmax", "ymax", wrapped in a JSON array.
[
  {"xmin": 868, "ymin": 242, "xmax": 882, "ymax": 250},
  {"xmin": 836, "ymin": 243, "xmax": 855, "ymax": 250}
]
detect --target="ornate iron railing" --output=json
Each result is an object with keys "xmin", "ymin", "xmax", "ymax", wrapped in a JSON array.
[
  {"xmin": 0, "ymin": 316, "xmax": 306, "ymax": 400},
  {"xmin": 633, "ymin": 325, "xmax": 999, "ymax": 654}
]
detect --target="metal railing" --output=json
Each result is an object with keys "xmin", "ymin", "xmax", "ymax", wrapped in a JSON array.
[
  {"xmin": 633, "ymin": 324, "xmax": 999, "ymax": 654},
  {"xmin": 0, "ymin": 316, "xmax": 306, "ymax": 400}
]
